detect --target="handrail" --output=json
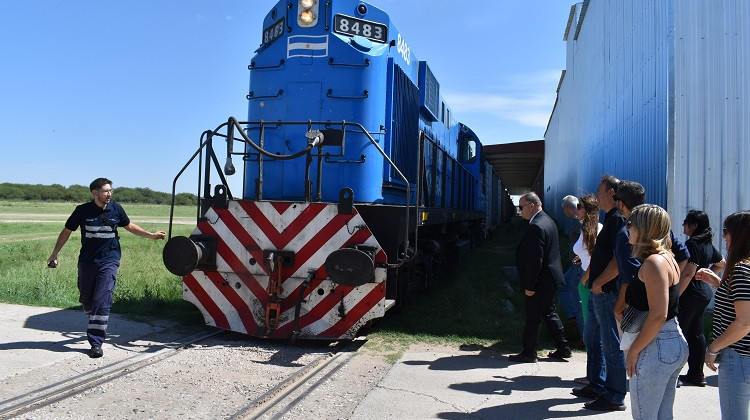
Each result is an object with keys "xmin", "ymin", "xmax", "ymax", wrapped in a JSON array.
[
  {"xmin": 326, "ymin": 89, "xmax": 368, "ymax": 100},
  {"xmin": 167, "ymin": 117, "xmax": 415, "ymax": 268},
  {"xmin": 247, "ymin": 89, "xmax": 284, "ymax": 100},
  {"xmin": 285, "ymin": 3, "xmax": 292, "ymax": 33},
  {"xmin": 167, "ymin": 120, "xmax": 240, "ymax": 239},
  {"xmin": 248, "ymin": 59, "xmax": 285, "ymax": 70},
  {"xmin": 227, "ymin": 117, "xmax": 318, "ymax": 160},
  {"xmin": 328, "ymin": 57, "xmax": 370, "ymax": 68}
]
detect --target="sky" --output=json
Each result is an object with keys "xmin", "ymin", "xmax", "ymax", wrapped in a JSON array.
[{"xmin": 0, "ymin": 0, "xmax": 572, "ymax": 194}]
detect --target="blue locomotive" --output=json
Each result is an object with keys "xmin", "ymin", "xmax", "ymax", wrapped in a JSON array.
[{"xmin": 163, "ymin": 0, "xmax": 511, "ymax": 339}]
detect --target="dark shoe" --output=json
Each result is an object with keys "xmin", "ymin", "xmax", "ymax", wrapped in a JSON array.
[
  {"xmin": 548, "ymin": 348, "xmax": 572, "ymax": 359},
  {"xmin": 678, "ymin": 374, "xmax": 707, "ymax": 387},
  {"xmin": 572, "ymin": 385, "xmax": 603, "ymax": 399},
  {"xmin": 508, "ymin": 353, "xmax": 537, "ymax": 363},
  {"xmin": 584, "ymin": 396, "xmax": 626, "ymax": 412},
  {"xmin": 89, "ymin": 346, "xmax": 103, "ymax": 358}
]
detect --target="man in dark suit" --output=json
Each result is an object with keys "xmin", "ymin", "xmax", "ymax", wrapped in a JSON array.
[{"xmin": 510, "ymin": 192, "xmax": 572, "ymax": 363}]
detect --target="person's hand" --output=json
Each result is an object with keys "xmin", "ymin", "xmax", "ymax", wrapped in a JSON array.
[
  {"xmin": 591, "ymin": 280, "xmax": 603, "ymax": 295},
  {"xmin": 705, "ymin": 349, "xmax": 719, "ymax": 372},
  {"xmin": 524, "ymin": 289, "xmax": 535, "ymax": 296},
  {"xmin": 152, "ymin": 231, "xmax": 167, "ymax": 240},
  {"xmin": 626, "ymin": 348, "xmax": 640, "ymax": 377},
  {"xmin": 572, "ymin": 255, "xmax": 581, "ymax": 265},
  {"xmin": 614, "ymin": 302, "xmax": 626, "ymax": 322},
  {"xmin": 47, "ymin": 255, "xmax": 58, "ymax": 268},
  {"xmin": 581, "ymin": 272, "xmax": 589, "ymax": 286},
  {"xmin": 696, "ymin": 268, "xmax": 721, "ymax": 288}
]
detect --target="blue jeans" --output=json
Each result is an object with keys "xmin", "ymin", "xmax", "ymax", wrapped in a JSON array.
[
  {"xmin": 629, "ymin": 318, "xmax": 688, "ymax": 420},
  {"xmin": 558, "ymin": 264, "xmax": 584, "ymax": 336},
  {"xmin": 718, "ymin": 348, "xmax": 750, "ymax": 419},
  {"xmin": 585, "ymin": 291, "xmax": 627, "ymax": 404}
]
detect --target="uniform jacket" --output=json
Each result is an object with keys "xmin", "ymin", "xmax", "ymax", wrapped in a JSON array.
[{"xmin": 515, "ymin": 210, "xmax": 565, "ymax": 292}]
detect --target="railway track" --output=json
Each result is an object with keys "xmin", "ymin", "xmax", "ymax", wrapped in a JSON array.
[
  {"xmin": 1, "ymin": 331, "xmax": 368, "ymax": 420},
  {"xmin": 229, "ymin": 337, "xmax": 366, "ymax": 420},
  {"xmin": 0, "ymin": 329, "xmax": 225, "ymax": 420}
]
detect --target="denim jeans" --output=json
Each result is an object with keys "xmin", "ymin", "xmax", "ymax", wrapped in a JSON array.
[
  {"xmin": 718, "ymin": 347, "xmax": 750, "ymax": 419},
  {"xmin": 586, "ymin": 291, "xmax": 627, "ymax": 404},
  {"xmin": 558, "ymin": 264, "xmax": 584, "ymax": 336},
  {"xmin": 583, "ymin": 293, "xmax": 605, "ymax": 387},
  {"xmin": 629, "ymin": 318, "xmax": 688, "ymax": 420}
]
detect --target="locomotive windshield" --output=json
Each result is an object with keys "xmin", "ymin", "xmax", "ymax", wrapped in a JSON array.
[{"xmin": 462, "ymin": 136, "xmax": 477, "ymax": 163}]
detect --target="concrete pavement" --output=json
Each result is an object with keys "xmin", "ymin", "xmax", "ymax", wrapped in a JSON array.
[
  {"xmin": 353, "ymin": 345, "xmax": 720, "ymax": 419},
  {"xmin": 1, "ymin": 303, "xmax": 722, "ymax": 419}
]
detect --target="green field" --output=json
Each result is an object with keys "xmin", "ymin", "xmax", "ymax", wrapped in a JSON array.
[
  {"xmin": 0, "ymin": 201, "xmax": 203, "ymax": 323},
  {"xmin": 1, "ymin": 201, "xmax": 560, "ymax": 357}
]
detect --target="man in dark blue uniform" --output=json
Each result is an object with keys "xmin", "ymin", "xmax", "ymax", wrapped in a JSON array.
[{"xmin": 47, "ymin": 178, "xmax": 166, "ymax": 358}]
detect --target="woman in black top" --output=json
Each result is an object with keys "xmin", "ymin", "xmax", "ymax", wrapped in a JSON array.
[
  {"xmin": 677, "ymin": 210, "xmax": 726, "ymax": 386},
  {"xmin": 623, "ymin": 204, "xmax": 688, "ymax": 420}
]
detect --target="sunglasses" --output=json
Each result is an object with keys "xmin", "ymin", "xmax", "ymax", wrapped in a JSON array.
[
  {"xmin": 626, "ymin": 220, "xmax": 632, "ymax": 228},
  {"xmin": 518, "ymin": 202, "xmax": 532, "ymax": 211},
  {"xmin": 613, "ymin": 193, "xmax": 620, "ymax": 201},
  {"xmin": 723, "ymin": 227, "xmax": 728, "ymax": 235},
  {"xmin": 576, "ymin": 203, "xmax": 583, "ymax": 210}
]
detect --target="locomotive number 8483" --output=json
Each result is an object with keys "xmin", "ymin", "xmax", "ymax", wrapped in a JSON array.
[{"xmin": 162, "ymin": 0, "xmax": 512, "ymax": 340}]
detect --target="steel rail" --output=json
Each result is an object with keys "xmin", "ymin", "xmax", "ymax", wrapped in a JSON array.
[
  {"xmin": 229, "ymin": 337, "xmax": 366, "ymax": 420},
  {"xmin": 0, "ymin": 329, "xmax": 224, "ymax": 420}
]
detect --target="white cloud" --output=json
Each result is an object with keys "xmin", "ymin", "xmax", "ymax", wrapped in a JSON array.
[
  {"xmin": 445, "ymin": 92, "xmax": 554, "ymax": 128},
  {"xmin": 444, "ymin": 70, "xmax": 561, "ymax": 128}
]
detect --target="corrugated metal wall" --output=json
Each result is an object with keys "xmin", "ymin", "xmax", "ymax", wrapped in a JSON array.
[
  {"xmin": 546, "ymin": 0, "xmax": 750, "ymax": 254},
  {"xmin": 673, "ymin": 0, "xmax": 750, "ymax": 254}
]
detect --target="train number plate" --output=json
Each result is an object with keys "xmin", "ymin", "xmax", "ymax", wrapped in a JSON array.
[
  {"xmin": 333, "ymin": 14, "xmax": 387, "ymax": 44},
  {"xmin": 263, "ymin": 18, "xmax": 285, "ymax": 46}
]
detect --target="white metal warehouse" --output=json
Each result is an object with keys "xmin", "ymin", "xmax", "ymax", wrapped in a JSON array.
[{"xmin": 544, "ymin": 0, "xmax": 750, "ymax": 253}]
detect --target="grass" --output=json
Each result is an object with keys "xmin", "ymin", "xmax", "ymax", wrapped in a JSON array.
[
  {"xmin": 364, "ymin": 218, "xmax": 534, "ymax": 359},
  {"xmin": 0, "ymin": 201, "xmax": 203, "ymax": 324},
  {"xmin": 2, "ymin": 200, "xmax": 577, "ymax": 359}
]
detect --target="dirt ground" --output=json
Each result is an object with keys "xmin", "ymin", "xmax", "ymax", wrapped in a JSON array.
[{"xmin": 6, "ymin": 331, "xmax": 395, "ymax": 420}]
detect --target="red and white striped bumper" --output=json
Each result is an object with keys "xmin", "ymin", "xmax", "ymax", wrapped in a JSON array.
[{"xmin": 182, "ymin": 200, "xmax": 387, "ymax": 339}]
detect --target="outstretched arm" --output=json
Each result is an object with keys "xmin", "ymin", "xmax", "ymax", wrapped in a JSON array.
[
  {"xmin": 48, "ymin": 228, "xmax": 73, "ymax": 267},
  {"xmin": 123, "ymin": 223, "xmax": 166, "ymax": 240}
]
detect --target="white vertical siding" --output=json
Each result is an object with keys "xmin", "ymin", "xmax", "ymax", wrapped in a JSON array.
[
  {"xmin": 673, "ymin": 0, "xmax": 750, "ymax": 254},
  {"xmin": 546, "ymin": 0, "xmax": 750, "ymax": 255}
]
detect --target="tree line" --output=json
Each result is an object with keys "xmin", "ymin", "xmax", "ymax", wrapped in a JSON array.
[{"xmin": 0, "ymin": 183, "xmax": 197, "ymax": 206}]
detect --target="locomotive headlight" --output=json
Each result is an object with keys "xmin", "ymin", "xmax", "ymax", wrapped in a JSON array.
[
  {"xmin": 297, "ymin": 0, "xmax": 318, "ymax": 27},
  {"xmin": 300, "ymin": 10, "xmax": 314, "ymax": 24}
]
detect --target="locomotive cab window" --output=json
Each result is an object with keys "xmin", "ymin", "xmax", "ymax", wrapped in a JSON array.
[{"xmin": 461, "ymin": 136, "xmax": 477, "ymax": 163}]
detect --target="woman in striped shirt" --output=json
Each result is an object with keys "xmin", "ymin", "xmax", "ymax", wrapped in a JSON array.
[{"xmin": 696, "ymin": 210, "xmax": 750, "ymax": 419}]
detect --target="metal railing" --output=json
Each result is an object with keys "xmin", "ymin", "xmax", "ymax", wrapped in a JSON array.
[{"xmin": 167, "ymin": 117, "xmax": 416, "ymax": 268}]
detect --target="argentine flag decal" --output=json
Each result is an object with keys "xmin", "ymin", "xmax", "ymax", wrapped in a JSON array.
[{"xmin": 287, "ymin": 35, "xmax": 329, "ymax": 58}]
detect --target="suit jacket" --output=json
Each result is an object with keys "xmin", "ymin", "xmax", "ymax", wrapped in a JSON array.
[{"xmin": 515, "ymin": 210, "xmax": 565, "ymax": 292}]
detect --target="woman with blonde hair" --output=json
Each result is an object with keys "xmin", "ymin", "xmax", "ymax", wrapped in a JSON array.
[
  {"xmin": 622, "ymin": 204, "xmax": 688, "ymax": 419},
  {"xmin": 696, "ymin": 210, "xmax": 750, "ymax": 419}
]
